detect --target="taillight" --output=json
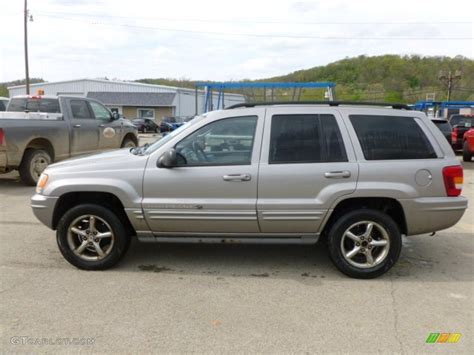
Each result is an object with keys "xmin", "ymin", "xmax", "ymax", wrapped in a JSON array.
[
  {"xmin": 452, "ymin": 127, "xmax": 458, "ymax": 141},
  {"xmin": 0, "ymin": 128, "xmax": 4, "ymax": 145},
  {"xmin": 442, "ymin": 165, "xmax": 463, "ymax": 197}
]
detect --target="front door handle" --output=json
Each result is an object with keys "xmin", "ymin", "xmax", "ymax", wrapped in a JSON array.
[
  {"xmin": 223, "ymin": 173, "xmax": 251, "ymax": 182},
  {"xmin": 324, "ymin": 171, "xmax": 351, "ymax": 179},
  {"xmin": 73, "ymin": 124, "xmax": 81, "ymax": 128},
  {"xmin": 98, "ymin": 124, "xmax": 105, "ymax": 127}
]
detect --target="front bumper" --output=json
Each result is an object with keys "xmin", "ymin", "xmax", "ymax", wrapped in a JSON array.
[
  {"xmin": 399, "ymin": 196, "xmax": 468, "ymax": 236},
  {"xmin": 31, "ymin": 194, "xmax": 58, "ymax": 229}
]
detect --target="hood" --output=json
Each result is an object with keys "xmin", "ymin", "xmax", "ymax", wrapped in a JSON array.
[{"xmin": 46, "ymin": 148, "xmax": 149, "ymax": 175}]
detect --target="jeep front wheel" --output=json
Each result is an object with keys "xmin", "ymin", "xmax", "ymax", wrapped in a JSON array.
[
  {"xmin": 56, "ymin": 204, "xmax": 130, "ymax": 270},
  {"xmin": 327, "ymin": 209, "xmax": 402, "ymax": 279}
]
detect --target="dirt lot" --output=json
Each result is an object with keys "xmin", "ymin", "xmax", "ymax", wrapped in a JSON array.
[{"xmin": 0, "ymin": 145, "xmax": 472, "ymax": 353}]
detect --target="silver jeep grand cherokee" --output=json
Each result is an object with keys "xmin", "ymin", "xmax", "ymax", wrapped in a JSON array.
[{"xmin": 31, "ymin": 102, "xmax": 467, "ymax": 278}]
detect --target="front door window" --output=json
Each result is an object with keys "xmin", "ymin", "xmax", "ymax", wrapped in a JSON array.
[{"xmin": 175, "ymin": 116, "xmax": 258, "ymax": 166}]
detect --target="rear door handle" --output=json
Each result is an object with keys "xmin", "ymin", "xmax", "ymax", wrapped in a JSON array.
[
  {"xmin": 98, "ymin": 124, "xmax": 105, "ymax": 127},
  {"xmin": 324, "ymin": 171, "xmax": 351, "ymax": 179},
  {"xmin": 223, "ymin": 173, "xmax": 251, "ymax": 182},
  {"xmin": 73, "ymin": 124, "xmax": 81, "ymax": 128}
]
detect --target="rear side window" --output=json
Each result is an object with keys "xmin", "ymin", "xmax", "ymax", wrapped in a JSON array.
[
  {"xmin": 7, "ymin": 98, "xmax": 61, "ymax": 113},
  {"xmin": 70, "ymin": 100, "xmax": 92, "ymax": 119},
  {"xmin": 349, "ymin": 115, "xmax": 436, "ymax": 160},
  {"xmin": 269, "ymin": 114, "xmax": 347, "ymax": 164}
]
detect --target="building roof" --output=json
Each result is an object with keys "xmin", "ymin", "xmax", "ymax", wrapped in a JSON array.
[
  {"xmin": 8, "ymin": 78, "xmax": 180, "ymax": 91},
  {"xmin": 7, "ymin": 78, "xmax": 246, "ymax": 98},
  {"xmin": 87, "ymin": 91, "xmax": 176, "ymax": 107}
]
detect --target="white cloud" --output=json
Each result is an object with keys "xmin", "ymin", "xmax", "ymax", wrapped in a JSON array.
[{"xmin": 0, "ymin": 0, "xmax": 472, "ymax": 82}]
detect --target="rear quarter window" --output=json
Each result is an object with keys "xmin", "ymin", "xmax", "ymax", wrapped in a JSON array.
[
  {"xmin": 7, "ymin": 98, "xmax": 61, "ymax": 113},
  {"xmin": 349, "ymin": 115, "xmax": 437, "ymax": 160}
]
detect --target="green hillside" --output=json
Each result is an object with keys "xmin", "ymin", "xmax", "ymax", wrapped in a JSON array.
[{"xmin": 267, "ymin": 55, "xmax": 474, "ymax": 102}]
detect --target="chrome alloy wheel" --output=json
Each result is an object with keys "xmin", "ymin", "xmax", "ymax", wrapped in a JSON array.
[
  {"xmin": 30, "ymin": 155, "xmax": 49, "ymax": 181},
  {"xmin": 67, "ymin": 215, "xmax": 115, "ymax": 261},
  {"xmin": 340, "ymin": 221, "xmax": 390, "ymax": 269}
]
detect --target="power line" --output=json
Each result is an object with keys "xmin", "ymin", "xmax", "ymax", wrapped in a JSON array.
[
  {"xmin": 34, "ymin": 10, "xmax": 473, "ymax": 25},
  {"xmin": 38, "ymin": 14, "xmax": 473, "ymax": 41}
]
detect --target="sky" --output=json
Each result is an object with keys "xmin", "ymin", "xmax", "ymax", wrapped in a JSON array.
[{"xmin": 0, "ymin": 0, "xmax": 473, "ymax": 83}]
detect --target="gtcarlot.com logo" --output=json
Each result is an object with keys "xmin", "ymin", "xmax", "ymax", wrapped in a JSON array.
[
  {"xmin": 426, "ymin": 333, "xmax": 462, "ymax": 344},
  {"xmin": 10, "ymin": 336, "xmax": 95, "ymax": 346}
]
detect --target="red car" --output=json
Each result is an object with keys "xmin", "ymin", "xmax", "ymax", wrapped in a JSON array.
[{"xmin": 463, "ymin": 128, "xmax": 474, "ymax": 162}]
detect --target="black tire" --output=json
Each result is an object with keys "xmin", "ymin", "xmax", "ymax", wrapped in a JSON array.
[
  {"xmin": 19, "ymin": 149, "xmax": 52, "ymax": 186},
  {"xmin": 121, "ymin": 138, "xmax": 137, "ymax": 148},
  {"xmin": 463, "ymin": 141, "xmax": 472, "ymax": 162},
  {"xmin": 56, "ymin": 204, "xmax": 130, "ymax": 270},
  {"xmin": 327, "ymin": 209, "xmax": 402, "ymax": 279}
]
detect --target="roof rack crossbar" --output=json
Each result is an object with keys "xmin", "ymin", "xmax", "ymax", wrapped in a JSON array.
[{"xmin": 225, "ymin": 101, "xmax": 412, "ymax": 110}]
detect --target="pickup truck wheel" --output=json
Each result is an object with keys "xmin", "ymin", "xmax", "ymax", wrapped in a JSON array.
[
  {"xmin": 56, "ymin": 204, "xmax": 130, "ymax": 270},
  {"xmin": 463, "ymin": 141, "xmax": 472, "ymax": 162},
  {"xmin": 121, "ymin": 138, "xmax": 136, "ymax": 148},
  {"xmin": 327, "ymin": 209, "xmax": 402, "ymax": 279},
  {"xmin": 19, "ymin": 149, "xmax": 52, "ymax": 186}
]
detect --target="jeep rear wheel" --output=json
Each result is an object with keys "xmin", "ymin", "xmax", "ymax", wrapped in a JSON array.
[
  {"xmin": 19, "ymin": 149, "xmax": 52, "ymax": 186},
  {"xmin": 56, "ymin": 204, "xmax": 130, "ymax": 270},
  {"xmin": 327, "ymin": 209, "xmax": 402, "ymax": 279}
]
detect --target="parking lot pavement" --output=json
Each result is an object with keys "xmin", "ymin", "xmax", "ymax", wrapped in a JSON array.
[{"xmin": 0, "ymin": 158, "xmax": 472, "ymax": 353}]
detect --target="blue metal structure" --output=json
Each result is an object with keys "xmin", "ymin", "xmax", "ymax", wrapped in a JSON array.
[
  {"xmin": 411, "ymin": 101, "xmax": 474, "ymax": 118},
  {"xmin": 195, "ymin": 81, "xmax": 336, "ymax": 113},
  {"xmin": 412, "ymin": 101, "xmax": 474, "ymax": 111}
]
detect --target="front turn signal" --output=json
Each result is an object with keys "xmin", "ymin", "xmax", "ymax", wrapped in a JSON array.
[{"xmin": 36, "ymin": 173, "xmax": 49, "ymax": 194}]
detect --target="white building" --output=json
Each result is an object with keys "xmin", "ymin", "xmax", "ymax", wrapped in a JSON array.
[{"xmin": 8, "ymin": 78, "xmax": 245, "ymax": 121}]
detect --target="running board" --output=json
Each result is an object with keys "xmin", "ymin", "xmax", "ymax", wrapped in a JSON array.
[{"xmin": 137, "ymin": 233, "xmax": 319, "ymax": 245}]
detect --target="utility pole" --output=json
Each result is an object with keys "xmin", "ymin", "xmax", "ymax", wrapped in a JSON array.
[
  {"xmin": 438, "ymin": 70, "xmax": 461, "ymax": 102},
  {"xmin": 24, "ymin": 0, "xmax": 30, "ymax": 94}
]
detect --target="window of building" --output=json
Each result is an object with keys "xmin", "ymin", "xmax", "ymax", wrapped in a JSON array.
[
  {"xmin": 349, "ymin": 115, "xmax": 437, "ymax": 160},
  {"xmin": 269, "ymin": 114, "xmax": 347, "ymax": 164},
  {"xmin": 175, "ymin": 116, "xmax": 258, "ymax": 166},
  {"xmin": 138, "ymin": 108, "xmax": 155, "ymax": 119}
]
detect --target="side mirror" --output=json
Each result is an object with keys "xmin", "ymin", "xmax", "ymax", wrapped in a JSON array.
[
  {"xmin": 112, "ymin": 112, "xmax": 120, "ymax": 120},
  {"xmin": 158, "ymin": 149, "xmax": 177, "ymax": 168}
]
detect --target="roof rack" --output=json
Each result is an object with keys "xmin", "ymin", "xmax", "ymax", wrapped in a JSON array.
[{"xmin": 225, "ymin": 101, "xmax": 412, "ymax": 110}]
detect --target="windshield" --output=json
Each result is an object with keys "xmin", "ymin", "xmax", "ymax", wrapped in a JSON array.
[
  {"xmin": 8, "ymin": 98, "xmax": 61, "ymax": 113},
  {"xmin": 450, "ymin": 116, "xmax": 474, "ymax": 127},
  {"xmin": 143, "ymin": 115, "xmax": 204, "ymax": 154}
]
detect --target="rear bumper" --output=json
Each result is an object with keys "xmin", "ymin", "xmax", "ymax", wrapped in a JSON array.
[
  {"xmin": 31, "ymin": 194, "xmax": 58, "ymax": 229},
  {"xmin": 399, "ymin": 196, "xmax": 468, "ymax": 236}
]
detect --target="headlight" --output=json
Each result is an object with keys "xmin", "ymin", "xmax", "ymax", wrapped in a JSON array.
[{"xmin": 36, "ymin": 173, "xmax": 49, "ymax": 194}]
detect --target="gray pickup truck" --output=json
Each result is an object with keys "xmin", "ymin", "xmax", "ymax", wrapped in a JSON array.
[{"xmin": 0, "ymin": 95, "xmax": 138, "ymax": 185}]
